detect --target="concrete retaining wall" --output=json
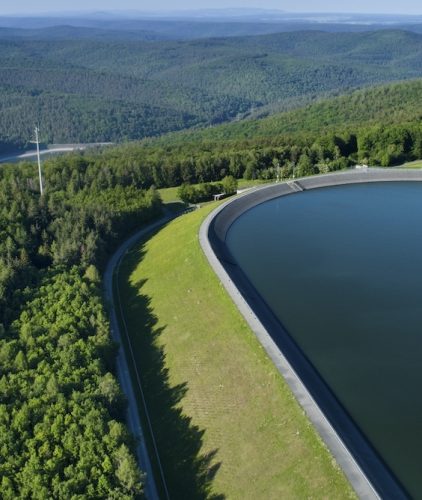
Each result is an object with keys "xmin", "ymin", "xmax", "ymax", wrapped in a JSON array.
[{"xmin": 200, "ymin": 169, "xmax": 422, "ymax": 499}]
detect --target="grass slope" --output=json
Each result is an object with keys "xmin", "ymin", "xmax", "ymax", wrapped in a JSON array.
[{"xmin": 116, "ymin": 203, "xmax": 355, "ymax": 498}]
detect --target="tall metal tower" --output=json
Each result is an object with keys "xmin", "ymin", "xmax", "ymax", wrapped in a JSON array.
[{"xmin": 33, "ymin": 126, "xmax": 44, "ymax": 195}]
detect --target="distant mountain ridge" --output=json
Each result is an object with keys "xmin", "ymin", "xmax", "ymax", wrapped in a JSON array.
[
  {"xmin": 3, "ymin": 29, "xmax": 422, "ymax": 151},
  {"xmin": 2, "ymin": 12, "xmax": 422, "ymax": 39},
  {"xmin": 0, "ymin": 25, "xmax": 166, "ymax": 41}
]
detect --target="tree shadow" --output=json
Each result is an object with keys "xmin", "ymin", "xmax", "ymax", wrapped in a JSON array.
[
  {"xmin": 120, "ymin": 243, "xmax": 224, "ymax": 500},
  {"xmin": 163, "ymin": 201, "xmax": 189, "ymax": 214}
]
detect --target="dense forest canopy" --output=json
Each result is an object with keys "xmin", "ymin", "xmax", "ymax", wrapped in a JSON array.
[
  {"xmin": 3, "ymin": 29, "xmax": 422, "ymax": 151},
  {"xmin": 148, "ymin": 79, "xmax": 422, "ymax": 145},
  {"xmin": 10, "ymin": 78, "xmax": 421, "ymax": 203},
  {"xmin": 0, "ymin": 157, "xmax": 162, "ymax": 497},
  {"xmin": 86, "ymin": 78, "xmax": 422, "ymax": 184}
]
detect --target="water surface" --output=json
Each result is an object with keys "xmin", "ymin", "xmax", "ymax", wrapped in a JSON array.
[{"xmin": 226, "ymin": 182, "xmax": 422, "ymax": 497}]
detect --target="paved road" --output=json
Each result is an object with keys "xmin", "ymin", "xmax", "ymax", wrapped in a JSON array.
[
  {"xmin": 103, "ymin": 213, "xmax": 175, "ymax": 500},
  {"xmin": 0, "ymin": 143, "xmax": 112, "ymax": 163}
]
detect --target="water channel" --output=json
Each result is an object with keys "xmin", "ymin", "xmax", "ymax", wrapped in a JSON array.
[{"xmin": 225, "ymin": 181, "xmax": 422, "ymax": 498}]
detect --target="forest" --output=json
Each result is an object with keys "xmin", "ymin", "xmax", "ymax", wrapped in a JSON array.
[
  {"xmin": 0, "ymin": 158, "xmax": 162, "ymax": 497},
  {"xmin": 3, "ymin": 29, "xmax": 422, "ymax": 151},
  {"xmin": 158, "ymin": 79, "xmax": 422, "ymax": 145},
  {"xmin": 44, "ymin": 79, "xmax": 422, "ymax": 195}
]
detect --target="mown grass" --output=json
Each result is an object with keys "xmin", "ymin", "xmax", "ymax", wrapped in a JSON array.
[
  {"xmin": 158, "ymin": 178, "xmax": 270, "ymax": 203},
  {"xmin": 157, "ymin": 186, "xmax": 181, "ymax": 203},
  {"xmin": 400, "ymin": 160, "xmax": 422, "ymax": 169},
  {"xmin": 116, "ymin": 203, "xmax": 356, "ymax": 499}
]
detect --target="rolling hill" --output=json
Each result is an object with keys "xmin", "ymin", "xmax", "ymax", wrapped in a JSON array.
[
  {"xmin": 3, "ymin": 29, "xmax": 422, "ymax": 152},
  {"xmin": 150, "ymin": 78, "xmax": 422, "ymax": 146}
]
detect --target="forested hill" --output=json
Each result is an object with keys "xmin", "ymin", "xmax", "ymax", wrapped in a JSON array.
[
  {"xmin": 3, "ymin": 29, "xmax": 422, "ymax": 152},
  {"xmin": 91, "ymin": 77, "xmax": 422, "ymax": 187},
  {"xmin": 149, "ymin": 79, "xmax": 422, "ymax": 146}
]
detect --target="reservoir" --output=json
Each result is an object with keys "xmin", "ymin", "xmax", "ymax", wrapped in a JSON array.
[{"xmin": 225, "ymin": 181, "xmax": 422, "ymax": 498}]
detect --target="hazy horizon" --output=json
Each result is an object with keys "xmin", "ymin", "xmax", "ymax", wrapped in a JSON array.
[{"xmin": 0, "ymin": 2, "xmax": 421, "ymax": 16}]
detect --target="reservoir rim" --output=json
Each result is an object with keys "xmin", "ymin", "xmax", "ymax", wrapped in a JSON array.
[{"xmin": 200, "ymin": 168, "xmax": 422, "ymax": 500}]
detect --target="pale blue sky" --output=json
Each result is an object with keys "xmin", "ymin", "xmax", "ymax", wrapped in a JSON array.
[{"xmin": 0, "ymin": 1, "xmax": 421, "ymax": 15}]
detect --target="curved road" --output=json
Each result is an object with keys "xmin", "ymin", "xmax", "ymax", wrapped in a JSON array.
[
  {"xmin": 103, "ymin": 212, "xmax": 176, "ymax": 500},
  {"xmin": 0, "ymin": 143, "xmax": 113, "ymax": 164}
]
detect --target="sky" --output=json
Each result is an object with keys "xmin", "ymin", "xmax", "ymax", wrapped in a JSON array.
[{"xmin": 0, "ymin": 1, "xmax": 421, "ymax": 16}]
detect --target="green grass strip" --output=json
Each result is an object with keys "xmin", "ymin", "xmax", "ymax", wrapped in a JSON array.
[{"xmin": 116, "ymin": 203, "xmax": 356, "ymax": 499}]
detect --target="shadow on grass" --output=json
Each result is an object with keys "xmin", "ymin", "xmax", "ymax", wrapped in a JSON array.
[
  {"xmin": 164, "ymin": 201, "xmax": 188, "ymax": 214},
  {"xmin": 120, "ymin": 243, "xmax": 224, "ymax": 500}
]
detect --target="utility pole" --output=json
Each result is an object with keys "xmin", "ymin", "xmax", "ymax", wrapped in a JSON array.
[
  {"xmin": 276, "ymin": 160, "xmax": 281, "ymax": 183},
  {"xmin": 33, "ymin": 126, "xmax": 44, "ymax": 195}
]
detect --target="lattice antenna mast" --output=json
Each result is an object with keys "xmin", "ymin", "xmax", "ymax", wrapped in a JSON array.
[{"xmin": 34, "ymin": 126, "xmax": 44, "ymax": 195}]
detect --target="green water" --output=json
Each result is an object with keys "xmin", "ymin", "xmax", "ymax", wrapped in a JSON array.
[{"xmin": 226, "ymin": 182, "xmax": 422, "ymax": 497}]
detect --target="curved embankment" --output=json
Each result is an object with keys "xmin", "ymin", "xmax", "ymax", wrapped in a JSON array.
[{"xmin": 200, "ymin": 168, "xmax": 422, "ymax": 500}]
